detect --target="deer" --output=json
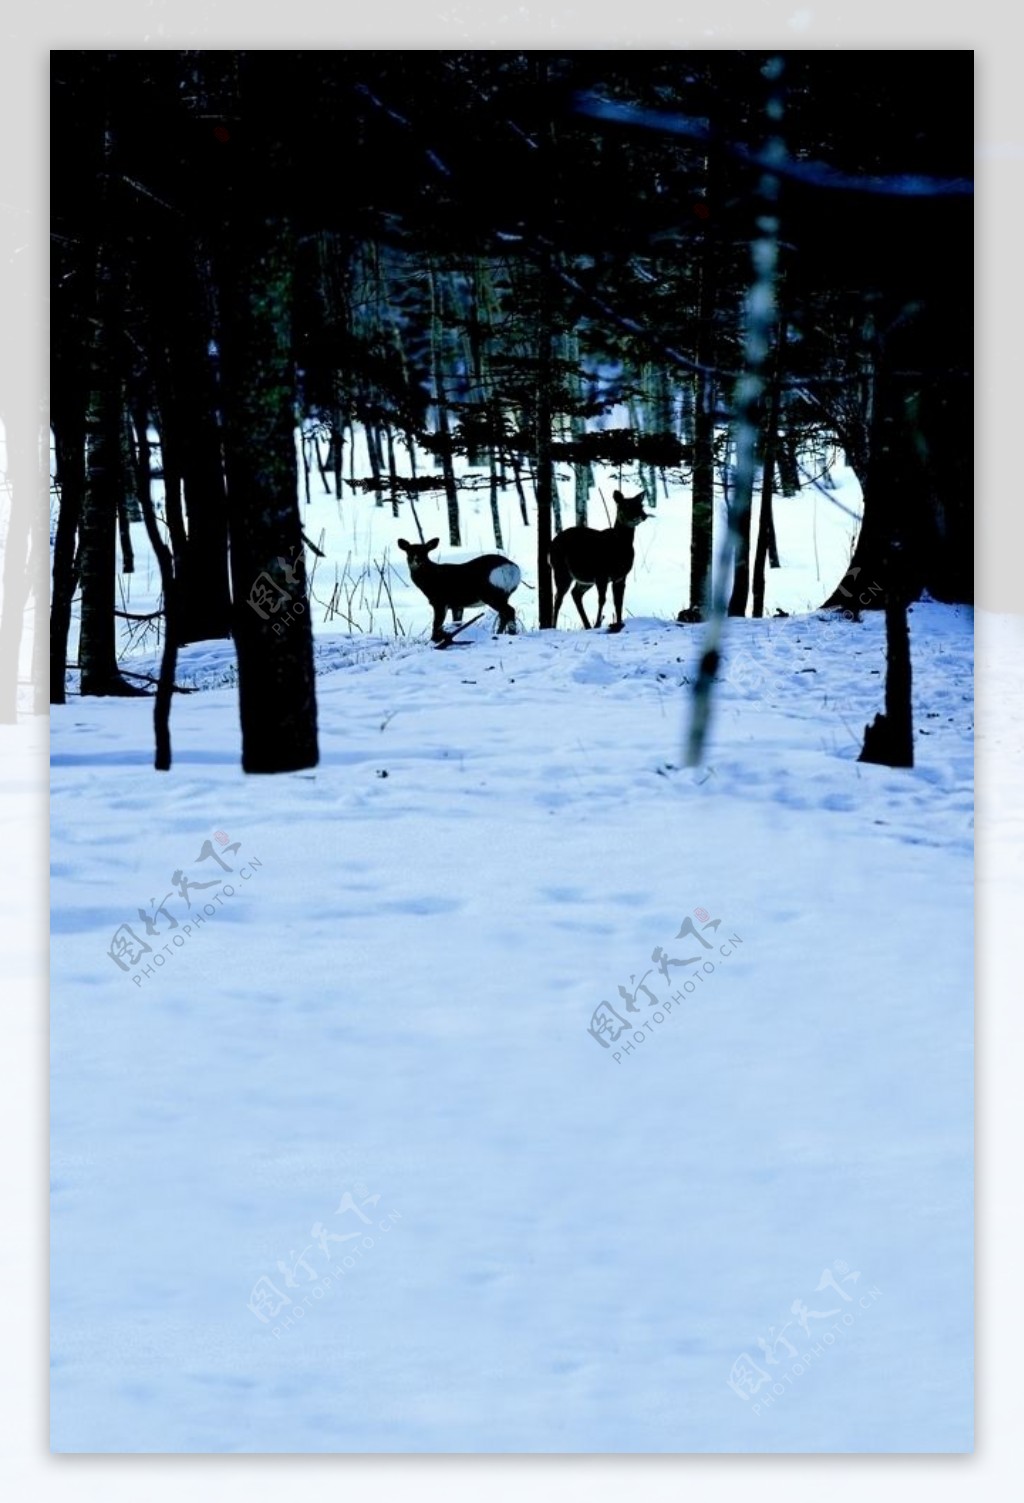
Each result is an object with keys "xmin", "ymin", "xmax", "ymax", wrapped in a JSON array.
[
  {"xmin": 549, "ymin": 489, "xmax": 650, "ymax": 632},
  {"xmin": 397, "ymin": 537, "xmax": 522, "ymax": 644}
]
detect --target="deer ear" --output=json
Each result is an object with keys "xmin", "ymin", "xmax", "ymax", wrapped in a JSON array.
[
  {"xmin": 397, "ymin": 538, "xmax": 410, "ymax": 552},
  {"xmin": 426, "ymin": 538, "xmax": 440, "ymax": 552}
]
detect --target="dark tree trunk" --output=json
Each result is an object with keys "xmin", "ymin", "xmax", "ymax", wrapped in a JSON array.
[
  {"xmin": 331, "ymin": 412, "xmax": 343, "ymax": 498},
  {"xmin": 688, "ymin": 223, "xmax": 718, "ymax": 619},
  {"xmin": 752, "ymin": 322, "xmax": 785, "ymax": 618},
  {"xmin": 79, "ymin": 335, "xmax": 143, "ymax": 698},
  {"xmin": 385, "ymin": 425, "xmax": 400, "ymax": 518},
  {"xmin": 76, "ymin": 102, "xmax": 141, "ymax": 699},
  {"xmin": 854, "ymin": 323, "xmax": 919, "ymax": 768},
  {"xmin": 571, "ymin": 332, "xmax": 591, "ymax": 526},
  {"xmin": 50, "ymin": 403, "xmax": 85, "ymax": 706},
  {"xmin": 752, "ymin": 442, "xmax": 777, "ymax": 621},
  {"xmin": 535, "ymin": 252, "xmax": 555, "ymax": 629},
  {"xmin": 820, "ymin": 313, "xmax": 922, "ymax": 611},
  {"xmin": 217, "ymin": 214, "xmax": 318, "ymax": 773},
  {"xmin": 132, "ymin": 398, "xmax": 179, "ymax": 770},
  {"xmin": 907, "ymin": 365, "xmax": 972, "ymax": 605},
  {"xmin": 428, "ymin": 264, "xmax": 461, "ymax": 547},
  {"xmin": 859, "ymin": 550, "xmax": 914, "ymax": 768},
  {"xmin": 511, "ymin": 450, "xmax": 530, "ymax": 527},
  {"xmin": 166, "ymin": 259, "xmax": 232, "ymax": 644},
  {"xmin": 776, "ymin": 432, "xmax": 801, "ymax": 497},
  {"xmin": 177, "ymin": 396, "xmax": 232, "ymax": 644},
  {"xmin": 116, "ymin": 487, "xmax": 135, "ymax": 574},
  {"xmin": 535, "ymin": 403, "xmax": 555, "ymax": 624},
  {"xmin": 436, "ymin": 400, "xmax": 461, "ymax": 547},
  {"xmin": 765, "ymin": 494, "xmax": 780, "ymax": 569},
  {"xmin": 489, "ymin": 446, "xmax": 504, "ymax": 550},
  {"xmin": 79, "ymin": 365, "xmax": 141, "ymax": 696},
  {"xmin": 726, "ymin": 442, "xmax": 752, "ymax": 617},
  {"xmin": 819, "ymin": 449, "xmax": 891, "ymax": 610}
]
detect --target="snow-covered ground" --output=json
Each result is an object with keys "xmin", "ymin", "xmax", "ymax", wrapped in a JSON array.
[{"xmin": 50, "ymin": 434, "xmax": 975, "ymax": 1453}]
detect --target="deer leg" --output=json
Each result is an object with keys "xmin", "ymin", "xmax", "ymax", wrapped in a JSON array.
[
  {"xmin": 571, "ymin": 584, "xmax": 593, "ymax": 629},
  {"xmin": 610, "ymin": 577, "xmax": 626, "ymax": 630},
  {"xmin": 431, "ymin": 603, "xmax": 447, "ymax": 643},
  {"xmin": 479, "ymin": 585, "xmax": 516, "ymax": 635},
  {"xmin": 551, "ymin": 555, "xmax": 571, "ymax": 629},
  {"xmin": 594, "ymin": 578, "xmax": 609, "ymax": 629},
  {"xmin": 451, "ymin": 607, "xmax": 464, "ymax": 624}
]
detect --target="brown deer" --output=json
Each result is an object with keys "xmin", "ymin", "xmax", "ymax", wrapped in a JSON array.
[
  {"xmin": 398, "ymin": 538, "xmax": 522, "ymax": 644},
  {"xmin": 549, "ymin": 489, "xmax": 650, "ymax": 631}
]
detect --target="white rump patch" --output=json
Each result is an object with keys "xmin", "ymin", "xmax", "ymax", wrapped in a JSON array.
[{"xmin": 489, "ymin": 563, "xmax": 521, "ymax": 595}]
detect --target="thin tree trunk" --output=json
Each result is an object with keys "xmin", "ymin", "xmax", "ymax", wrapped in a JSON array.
[
  {"xmin": 751, "ymin": 437, "xmax": 777, "ymax": 620},
  {"xmin": 766, "ymin": 494, "xmax": 780, "ymax": 568},
  {"xmin": 79, "ymin": 295, "xmax": 142, "ymax": 697},
  {"xmin": 511, "ymin": 450, "xmax": 530, "ymax": 527},
  {"xmin": 428, "ymin": 264, "xmax": 461, "ymax": 546},
  {"xmin": 687, "ymin": 197, "xmax": 718, "ymax": 620},
  {"xmin": 50, "ymin": 407, "xmax": 85, "ymax": 705},
  {"xmin": 332, "ymin": 411, "xmax": 343, "ymax": 498},
  {"xmin": 752, "ymin": 317, "xmax": 785, "ymax": 618},
  {"xmin": 132, "ymin": 397, "xmax": 178, "ymax": 770},
  {"xmin": 75, "ymin": 104, "xmax": 140, "ymax": 698},
  {"xmin": 362, "ymin": 401, "xmax": 384, "ymax": 506},
  {"xmin": 79, "ymin": 380, "xmax": 138, "ymax": 694},
  {"xmin": 385, "ymin": 424, "xmax": 399, "ymax": 518},
  {"xmin": 314, "ymin": 429, "xmax": 332, "ymax": 494},
  {"xmin": 119, "ymin": 407, "xmax": 142, "ymax": 521},
  {"xmin": 727, "ymin": 431, "xmax": 752, "ymax": 617},
  {"xmin": 116, "ymin": 486, "xmax": 135, "ymax": 574},
  {"xmin": 567, "ymin": 328, "xmax": 591, "ymax": 526},
  {"xmin": 535, "ymin": 251, "xmax": 555, "ymax": 629},
  {"xmin": 489, "ymin": 445, "xmax": 504, "ymax": 550}
]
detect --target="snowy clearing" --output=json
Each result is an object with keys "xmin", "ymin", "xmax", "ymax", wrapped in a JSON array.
[{"xmin": 51, "ymin": 588, "xmax": 973, "ymax": 1452}]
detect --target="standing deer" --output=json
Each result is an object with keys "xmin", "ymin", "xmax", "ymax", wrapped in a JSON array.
[
  {"xmin": 549, "ymin": 489, "xmax": 650, "ymax": 631},
  {"xmin": 398, "ymin": 538, "xmax": 522, "ymax": 644}
]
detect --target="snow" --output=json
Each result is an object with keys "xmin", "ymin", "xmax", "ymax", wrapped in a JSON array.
[{"xmin": 50, "ymin": 450, "xmax": 974, "ymax": 1452}]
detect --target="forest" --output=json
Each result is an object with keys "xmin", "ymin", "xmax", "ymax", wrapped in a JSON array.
[{"xmin": 45, "ymin": 50, "xmax": 973, "ymax": 772}]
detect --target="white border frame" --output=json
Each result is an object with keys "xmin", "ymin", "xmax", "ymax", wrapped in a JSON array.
[{"xmin": 8, "ymin": 4, "xmax": 1012, "ymax": 1496}]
